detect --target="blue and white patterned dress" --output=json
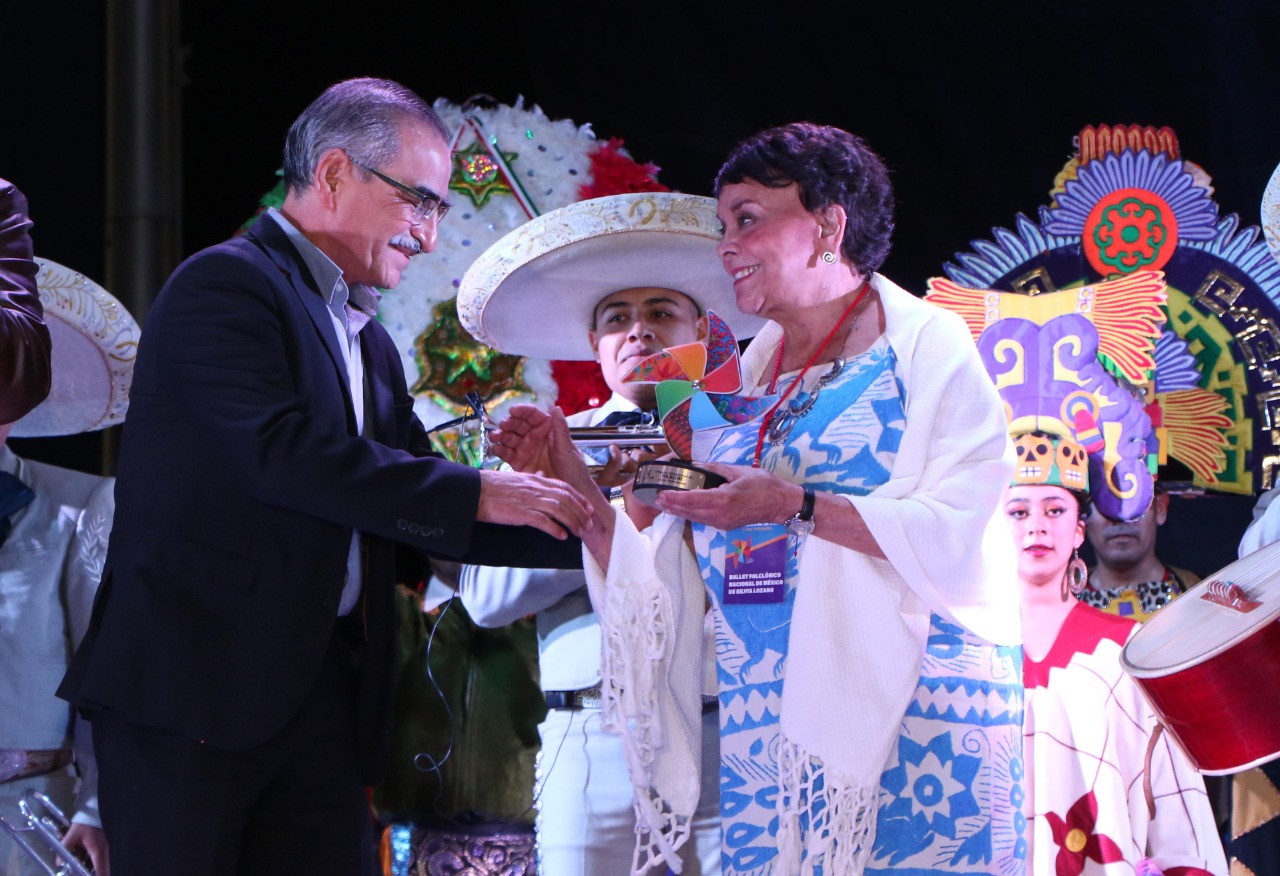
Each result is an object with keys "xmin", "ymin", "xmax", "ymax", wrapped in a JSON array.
[{"xmin": 692, "ymin": 337, "xmax": 1026, "ymax": 875}]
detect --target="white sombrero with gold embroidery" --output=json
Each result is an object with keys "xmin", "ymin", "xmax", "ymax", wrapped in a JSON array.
[
  {"xmin": 11, "ymin": 259, "xmax": 140, "ymax": 438},
  {"xmin": 457, "ymin": 192, "xmax": 765, "ymax": 361}
]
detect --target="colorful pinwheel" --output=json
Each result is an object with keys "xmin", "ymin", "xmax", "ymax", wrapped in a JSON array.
[{"xmin": 622, "ymin": 310, "xmax": 773, "ymax": 459}]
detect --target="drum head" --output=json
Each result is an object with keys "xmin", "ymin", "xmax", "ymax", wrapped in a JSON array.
[{"xmin": 1123, "ymin": 538, "xmax": 1280, "ymax": 677}]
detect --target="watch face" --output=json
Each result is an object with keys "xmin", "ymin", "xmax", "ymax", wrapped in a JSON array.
[{"xmin": 785, "ymin": 517, "xmax": 815, "ymax": 537}]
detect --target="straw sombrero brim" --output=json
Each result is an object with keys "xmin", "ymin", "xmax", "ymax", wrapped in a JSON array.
[
  {"xmin": 457, "ymin": 192, "xmax": 765, "ymax": 361},
  {"xmin": 10, "ymin": 259, "xmax": 140, "ymax": 438}
]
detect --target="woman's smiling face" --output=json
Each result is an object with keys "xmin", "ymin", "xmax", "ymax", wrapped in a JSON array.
[
  {"xmin": 715, "ymin": 180, "xmax": 829, "ymax": 320},
  {"xmin": 1002, "ymin": 483, "xmax": 1086, "ymax": 589}
]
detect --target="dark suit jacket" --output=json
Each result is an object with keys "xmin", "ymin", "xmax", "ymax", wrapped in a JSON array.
[
  {"xmin": 0, "ymin": 180, "xmax": 52, "ymax": 424},
  {"xmin": 58, "ymin": 215, "xmax": 579, "ymax": 781}
]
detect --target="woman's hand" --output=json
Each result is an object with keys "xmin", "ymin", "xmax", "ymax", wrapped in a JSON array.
[
  {"xmin": 545, "ymin": 408, "xmax": 618, "ymax": 563},
  {"xmin": 620, "ymin": 475, "xmax": 662, "ymax": 532},
  {"xmin": 490, "ymin": 405, "xmax": 608, "ymax": 496},
  {"xmin": 655, "ymin": 462, "xmax": 804, "ymax": 531},
  {"xmin": 655, "ymin": 463, "xmax": 886, "ymax": 557}
]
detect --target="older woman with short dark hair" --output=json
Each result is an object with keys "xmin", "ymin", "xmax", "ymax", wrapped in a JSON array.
[
  {"xmin": 716, "ymin": 123, "xmax": 894, "ymax": 275},
  {"xmin": 496, "ymin": 123, "xmax": 1024, "ymax": 875}
]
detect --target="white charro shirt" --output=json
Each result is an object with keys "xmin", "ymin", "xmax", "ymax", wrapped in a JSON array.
[
  {"xmin": 459, "ymin": 393, "xmax": 717, "ymax": 694},
  {"xmin": 0, "ymin": 445, "xmax": 113, "ymax": 825},
  {"xmin": 459, "ymin": 393, "xmax": 631, "ymax": 692}
]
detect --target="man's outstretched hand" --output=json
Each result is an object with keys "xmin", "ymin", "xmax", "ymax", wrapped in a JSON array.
[{"xmin": 476, "ymin": 468, "xmax": 592, "ymax": 540}]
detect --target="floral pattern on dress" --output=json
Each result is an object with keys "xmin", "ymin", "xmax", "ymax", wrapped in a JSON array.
[
  {"xmin": 1045, "ymin": 791, "xmax": 1124, "ymax": 875},
  {"xmin": 869, "ymin": 619, "xmax": 1026, "ymax": 875},
  {"xmin": 693, "ymin": 340, "xmax": 1025, "ymax": 875}
]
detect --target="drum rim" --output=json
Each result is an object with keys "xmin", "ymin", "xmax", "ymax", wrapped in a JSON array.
[
  {"xmin": 1121, "ymin": 606, "xmax": 1280, "ymax": 677},
  {"xmin": 1197, "ymin": 746, "xmax": 1280, "ymax": 776}
]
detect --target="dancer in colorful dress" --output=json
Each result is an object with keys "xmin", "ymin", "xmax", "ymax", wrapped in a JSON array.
[
  {"xmin": 1079, "ymin": 485, "xmax": 1200, "ymax": 622},
  {"xmin": 951, "ymin": 285, "xmax": 1227, "ymax": 872},
  {"xmin": 488, "ymin": 123, "xmax": 1025, "ymax": 875},
  {"xmin": 1001, "ymin": 437, "xmax": 1226, "ymax": 875}
]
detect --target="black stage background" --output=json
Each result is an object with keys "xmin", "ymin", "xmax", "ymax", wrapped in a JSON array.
[{"xmin": 2, "ymin": 0, "xmax": 1278, "ymax": 573}]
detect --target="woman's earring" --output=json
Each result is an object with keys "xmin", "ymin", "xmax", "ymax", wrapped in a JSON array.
[
  {"xmin": 1067, "ymin": 548, "xmax": 1089, "ymax": 597},
  {"xmin": 821, "ymin": 251, "xmax": 836, "ymax": 264}
]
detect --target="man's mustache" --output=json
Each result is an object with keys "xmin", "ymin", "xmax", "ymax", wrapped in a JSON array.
[
  {"xmin": 391, "ymin": 233, "xmax": 421, "ymax": 255},
  {"xmin": 1102, "ymin": 524, "xmax": 1141, "ymax": 539}
]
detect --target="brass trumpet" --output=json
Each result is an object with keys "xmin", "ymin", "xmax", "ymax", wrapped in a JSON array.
[
  {"xmin": 477, "ymin": 423, "xmax": 664, "ymax": 464},
  {"xmin": 566, "ymin": 424, "xmax": 665, "ymax": 448},
  {"xmin": 0, "ymin": 790, "xmax": 94, "ymax": 876},
  {"xmin": 425, "ymin": 392, "xmax": 666, "ymax": 460}
]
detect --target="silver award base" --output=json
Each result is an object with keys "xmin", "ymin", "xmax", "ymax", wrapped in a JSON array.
[{"xmin": 632, "ymin": 459, "xmax": 726, "ymax": 504}]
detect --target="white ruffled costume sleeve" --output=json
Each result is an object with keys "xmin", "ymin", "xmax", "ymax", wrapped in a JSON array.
[{"xmin": 66, "ymin": 475, "xmax": 115, "ymax": 827}]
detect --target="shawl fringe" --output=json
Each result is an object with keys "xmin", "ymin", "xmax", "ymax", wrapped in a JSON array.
[
  {"xmin": 776, "ymin": 738, "xmax": 879, "ymax": 875},
  {"xmin": 594, "ymin": 524, "xmax": 696, "ymax": 874}
]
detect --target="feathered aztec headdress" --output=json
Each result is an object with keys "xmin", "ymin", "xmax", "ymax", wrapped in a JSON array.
[
  {"xmin": 927, "ymin": 123, "xmax": 1280, "ymax": 497},
  {"xmin": 928, "ymin": 272, "xmax": 1164, "ymax": 518},
  {"xmin": 973, "ymin": 310, "xmax": 1155, "ymax": 520}
]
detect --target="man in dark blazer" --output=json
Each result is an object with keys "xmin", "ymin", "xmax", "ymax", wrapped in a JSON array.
[{"xmin": 58, "ymin": 78, "xmax": 590, "ymax": 876}]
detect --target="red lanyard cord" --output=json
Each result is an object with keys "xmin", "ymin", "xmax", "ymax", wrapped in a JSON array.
[{"xmin": 752, "ymin": 280, "xmax": 871, "ymax": 468}]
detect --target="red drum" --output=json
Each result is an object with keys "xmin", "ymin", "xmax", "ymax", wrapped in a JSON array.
[{"xmin": 1121, "ymin": 538, "xmax": 1280, "ymax": 775}]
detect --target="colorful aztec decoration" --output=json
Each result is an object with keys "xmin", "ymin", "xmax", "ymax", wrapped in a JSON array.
[
  {"xmin": 385, "ymin": 101, "xmax": 670, "ymax": 431},
  {"xmin": 927, "ymin": 124, "xmax": 1280, "ymax": 495},
  {"xmin": 978, "ymin": 311, "xmax": 1156, "ymax": 520}
]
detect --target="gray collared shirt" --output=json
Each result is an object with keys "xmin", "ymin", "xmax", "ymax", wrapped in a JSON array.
[{"xmin": 267, "ymin": 208, "xmax": 372, "ymax": 616}]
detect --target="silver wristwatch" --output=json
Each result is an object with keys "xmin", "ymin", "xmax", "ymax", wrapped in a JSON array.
[{"xmin": 784, "ymin": 486, "xmax": 816, "ymax": 537}]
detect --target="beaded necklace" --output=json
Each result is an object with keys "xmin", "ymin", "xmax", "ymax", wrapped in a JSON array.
[{"xmin": 751, "ymin": 280, "xmax": 871, "ymax": 467}]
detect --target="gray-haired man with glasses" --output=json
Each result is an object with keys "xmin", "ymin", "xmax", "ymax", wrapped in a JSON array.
[
  {"xmin": 353, "ymin": 161, "xmax": 452, "ymax": 225},
  {"xmin": 58, "ymin": 77, "xmax": 591, "ymax": 876}
]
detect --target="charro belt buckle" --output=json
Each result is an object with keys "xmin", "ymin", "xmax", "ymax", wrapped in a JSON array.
[
  {"xmin": 0, "ymin": 749, "xmax": 29, "ymax": 783},
  {"xmin": 574, "ymin": 685, "xmax": 603, "ymax": 709}
]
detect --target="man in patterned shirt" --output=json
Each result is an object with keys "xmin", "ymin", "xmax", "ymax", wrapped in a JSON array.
[{"xmin": 1079, "ymin": 484, "xmax": 1200, "ymax": 622}]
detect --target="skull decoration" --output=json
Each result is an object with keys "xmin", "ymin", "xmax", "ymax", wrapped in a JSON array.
[
  {"xmin": 1056, "ymin": 438, "xmax": 1089, "ymax": 489},
  {"xmin": 1014, "ymin": 433, "xmax": 1054, "ymax": 484}
]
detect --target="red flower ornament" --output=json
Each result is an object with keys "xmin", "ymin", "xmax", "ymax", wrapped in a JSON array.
[{"xmin": 1045, "ymin": 791, "xmax": 1124, "ymax": 876}]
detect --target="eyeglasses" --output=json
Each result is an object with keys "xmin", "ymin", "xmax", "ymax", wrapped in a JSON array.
[{"xmin": 354, "ymin": 160, "xmax": 450, "ymax": 224}]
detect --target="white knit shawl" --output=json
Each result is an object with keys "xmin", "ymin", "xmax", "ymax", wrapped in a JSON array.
[{"xmin": 583, "ymin": 273, "xmax": 1021, "ymax": 875}]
